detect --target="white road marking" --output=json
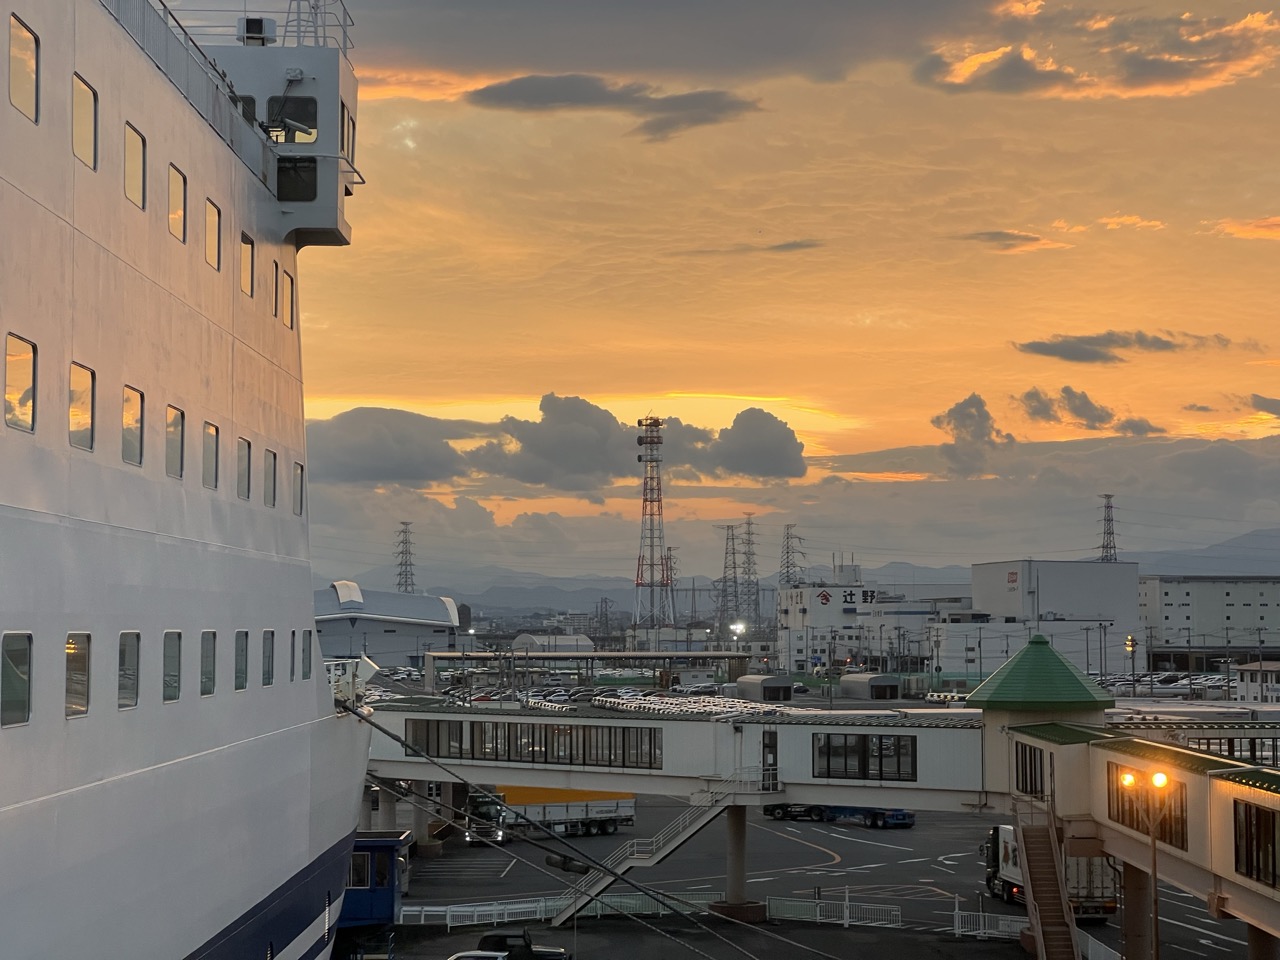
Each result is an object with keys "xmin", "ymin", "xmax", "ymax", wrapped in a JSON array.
[
  {"xmin": 816, "ymin": 833, "xmax": 913, "ymax": 851},
  {"xmin": 898, "ymin": 857, "xmax": 929, "ymax": 863},
  {"xmin": 501, "ymin": 859, "xmax": 515, "ymax": 878},
  {"xmin": 1168, "ymin": 946, "xmax": 1207, "ymax": 957},
  {"xmin": 931, "ymin": 864, "xmax": 955, "ymax": 874},
  {"xmin": 687, "ymin": 884, "xmax": 711, "ymax": 890},
  {"xmin": 785, "ymin": 827, "xmax": 801, "ymax": 834},
  {"xmin": 847, "ymin": 863, "xmax": 886, "ymax": 871},
  {"xmin": 746, "ymin": 877, "xmax": 776, "ymax": 883},
  {"xmin": 1159, "ymin": 918, "xmax": 1247, "ymax": 946}
]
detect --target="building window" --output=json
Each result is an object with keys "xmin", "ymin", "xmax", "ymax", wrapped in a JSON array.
[
  {"xmin": 262, "ymin": 630, "xmax": 275, "ymax": 686},
  {"xmin": 302, "ymin": 628, "xmax": 312, "ymax": 680},
  {"xmin": 202, "ymin": 422, "xmax": 219, "ymax": 489},
  {"xmin": 163, "ymin": 631, "xmax": 181, "ymax": 702},
  {"xmin": 240, "ymin": 234, "xmax": 255, "ymax": 296},
  {"xmin": 292, "ymin": 462, "xmax": 305, "ymax": 516},
  {"xmin": 263, "ymin": 449, "xmax": 277, "ymax": 507},
  {"xmin": 812, "ymin": 733, "xmax": 918, "ymax": 782},
  {"xmin": 1015, "ymin": 742, "xmax": 1045, "ymax": 798},
  {"xmin": 72, "ymin": 74, "xmax": 97, "ymax": 168},
  {"xmin": 290, "ymin": 630, "xmax": 297, "ymax": 682},
  {"xmin": 205, "ymin": 200, "xmax": 221, "ymax": 270},
  {"xmin": 348, "ymin": 853, "xmax": 370, "ymax": 888},
  {"xmin": 168, "ymin": 165, "xmax": 187, "ymax": 241},
  {"xmin": 1234, "ymin": 800, "xmax": 1277, "ymax": 888},
  {"xmin": 5, "ymin": 334, "xmax": 36, "ymax": 432},
  {"xmin": 1, "ymin": 633, "xmax": 32, "ymax": 726},
  {"xmin": 65, "ymin": 633, "xmax": 90, "ymax": 717},
  {"xmin": 8, "ymin": 15, "xmax": 37, "ymax": 122},
  {"xmin": 118, "ymin": 632, "xmax": 140, "ymax": 709},
  {"xmin": 124, "ymin": 123, "xmax": 146, "ymax": 209},
  {"xmin": 165, "ymin": 406, "xmax": 184, "ymax": 478},
  {"xmin": 272, "ymin": 260, "xmax": 279, "ymax": 317},
  {"xmin": 68, "ymin": 362, "xmax": 95, "ymax": 450},
  {"xmin": 1105, "ymin": 762, "xmax": 1188, "ymax": 850},
  {"xmin": 234, "ymin": 630, "xmax": 248, "ymax": 691},
  {"xmin": 200, "ymin": 630, "xmax": 216, "ymax": 696},
  {"xmin": 281, "ymin": 271, "xmax": 295, "ymax": 328},
  {"xmin": 121, "ymin": 385, "xmax": 143, "ymax": 465},
  {"xmin": 236, "ymin": 437, "xmax": 251, "ymax": 500}
]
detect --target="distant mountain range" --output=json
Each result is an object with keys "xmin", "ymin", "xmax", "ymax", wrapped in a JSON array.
[{"xmin": 311, "ymin": 527, "xmax": 1280, "ymax": 616}]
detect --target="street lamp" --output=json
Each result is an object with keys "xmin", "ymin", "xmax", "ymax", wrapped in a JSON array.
[
  {"xmin": 1120, "ymin": 769, "xmax": 1172, "ymax": 960},
  {"xmin": 1215, "ymin": 657, "xmax": 1234, "ymax": 702},
  {"xmin": 1125, "ymin": 634, "xmax": 1137, "ymax": 697}
]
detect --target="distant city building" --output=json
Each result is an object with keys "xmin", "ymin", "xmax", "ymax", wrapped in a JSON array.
[
  {"xmin": 1138, "ymin": 575, "xmax": 1279, "ymax": 671},
  {"xmin": 314, "ymin": 580, "xmax": 461, "ymax": 666},
  {"xmin": 510, "ymin": 633, "xmax": 596, "ymax": 653},
  {"xmin": 1236, "ymin": 660, "xmax": 1280, "ymax": 703}
]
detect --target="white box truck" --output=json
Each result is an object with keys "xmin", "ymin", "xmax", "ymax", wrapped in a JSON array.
[{"xmin": 981, "ymin": 825, "xmax": 1117, "ymax": 921}]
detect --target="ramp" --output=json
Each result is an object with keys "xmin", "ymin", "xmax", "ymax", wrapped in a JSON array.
[{"xmin": 550, "ymin": 769, "xmax": 766, "ymax": 926}]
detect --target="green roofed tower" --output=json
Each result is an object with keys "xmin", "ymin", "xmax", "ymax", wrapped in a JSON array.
[{"xmin": 967, "ymin": 635, "xmax": 1114, "ymax": 712}]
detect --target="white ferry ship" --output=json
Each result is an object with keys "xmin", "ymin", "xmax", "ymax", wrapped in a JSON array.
[{"xmin": 0, "ymin": 1, "xmax": 372, "ymax": 956}]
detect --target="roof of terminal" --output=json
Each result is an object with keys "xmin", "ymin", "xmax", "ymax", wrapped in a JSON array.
[
  {"xmin": 1010, "ymin": 722, "xmax": 1113, "ymax": 745},
  {"xmin": 966, "ymin": 635, "xmax": 1115, "ymax": 712}
]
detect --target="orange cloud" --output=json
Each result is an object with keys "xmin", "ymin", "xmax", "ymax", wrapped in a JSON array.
[
  {"xmin": 992, "ymin": 0, "xmax": 1044, "ymax": 20},
  {"xmin": 1212, "ymin": 216, "xmax": 1280, "ymax": 240},
  {"xmin": 1098, "ymin": 215, "xmax": 1166, "ymax": 230},
  {"xmin": 1051, "ymin": 218, "xmax": 1089, "ymax": 233},
  {"xmin": 354, "ymin": 66, "xmax": 500, "ymax": 102}
]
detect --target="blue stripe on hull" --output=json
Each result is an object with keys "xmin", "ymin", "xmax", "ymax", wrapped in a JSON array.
[{"xmin": 184, "ymin": 830, "xmax": 355, "ymax": 960}]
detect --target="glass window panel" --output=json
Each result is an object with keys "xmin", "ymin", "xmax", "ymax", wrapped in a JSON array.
[
  {"xmin": 168, "ymin": 165, "xmax": 186, "ymax": 241},
  {"xmin": 289, "ymin": 630, "xmax": 296, "ymax": 682},
  {"xmin": 272, "ymin": 261, "xmax": 279, "ymax": 317},
  {"xmin": 65, "ymin": 633, "xmax": 91, "ymax": 717},
  {"xmin": 302, "ymin": 628, "xmax": 312, "ymax": 680},
  {"xmin": 292, "ymin": 462, "xmax": 305, "ymax": 516},
  {"xmin": 236, "ymin": 437, "xmax": 251, "ymax": 500},
  {"xmin": 165, "ymin": 406, "xmax": 184, "ymax": 478},
  {"xmin": 262, "ymin": 630, "xmax": 275, "ymax": 686},
  {"xmin": 72, "ymin": 74, "xmax": 97, "ymax": 168},
  {"xmin": 263, "ymin": 449, "xmax": 277, "ymax": 507},
  {"xmin": 204, "ymin": 200, "xmax": 221, "ymax": 269},
  {"xmin": 68, "ymin": 362, "xmax": 94, "ymax": 450},
  {"xmin": 118, "ymin": 632, "xmax": 140, "ymax": 709},
  {"xmin": 202, "ymin": 422, "xmax": 218, "ymax": 489},
  {"xmin": 124, "ymin": 124, "xmax": 146, "ymax": 209},
  {"xmin": 265, "ymin": 95, "xmax": 318, "ymax": 143},
  {"xmin": 282, "ymin": 271, "xmax": 295, "ymax": 329},
  {"xmin": 240, "ymin": 234, "xmax": 255, "ymax": 296},
  {"xmin": 121, "ymin": 386, "xmax": 143, "ymax": 465},
  {"xmin": 234, "ymin": 630, "xmax": 248, "ymax": 690},
  {"xmin": 1, "ymin": 633, "xmax": 33, "ymax": 726},
  {"xmin": 163, "ymin": 631, "xmax": 181, "ymax": 702},
  {"xmin": 5, "ymin": 334, "xmax": 36, "ymax": 431},
  {"xmin": 8, "ymin": 16, "xmax": 37, "ymax": 122},
  {"xmin": 347, "ymin": 852, "xmax": 369, "ymax": 888},
  {"xmin": 200, "ymin": 631, "xmax": 216, "ymax": 696}
]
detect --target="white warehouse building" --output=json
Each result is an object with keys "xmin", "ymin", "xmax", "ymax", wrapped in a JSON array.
[{"xmin": 1138, "ymin": 575, "xmax": 1280, "ymax": 672}]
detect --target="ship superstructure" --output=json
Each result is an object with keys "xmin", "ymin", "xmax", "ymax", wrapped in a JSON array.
[{"xmin": 0, "ymin": 1, "xmax": 370, "ymax": 957}]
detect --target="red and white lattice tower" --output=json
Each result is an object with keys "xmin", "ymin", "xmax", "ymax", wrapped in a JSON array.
[{"xmin": 633, "ymin": 417, "xmax": 675, "ymax": 629}]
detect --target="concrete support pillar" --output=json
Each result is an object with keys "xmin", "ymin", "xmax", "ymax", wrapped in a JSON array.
[
  {"xmin": 1122, "ymin": 863, "xmax": 1152, "ymax": 960},
  {"xmin": 443, "ymin": 782, "xmax": 468, "ymax": 821},
  {"xmin": 359, "ymin": 787, "xmax": 374, "ymax": 831},
  {"xmin": 1249, "ymin": 925, "xmax": 1279, "ymax": 960},
  {"xmin": 725, "ymin": 805, "xmax": 747, "ymax": 905},
  {"xmin": 411, "ymin": 782, "xmax": 434, "ymax": 840},
  {"xmin": 374, "ymin": 792, "xmax": 399, "ymax": 831}
]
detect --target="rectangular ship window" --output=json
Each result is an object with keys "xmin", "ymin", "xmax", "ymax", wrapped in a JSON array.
[
  {"xmin": 202, "ymin": 422, "xmax": 219, "ymax": 489},
  {"xmin": 282, "ymin": 271, "xmax": 295, "ymax": 329},
  {"xmin": 1, "ymin": 633, "xmax": 32, "ymax": 726},
  {"xmin": 234, "ymin": 630, "xmax": 248, "ymax": 690},
  {"xmin": 277, "ymin": 157, "xmax": 317, "ymax": 202},
  {"xmin": 124, "ymin": 124, "xmax": 146, "ymax": 209},
  {"xmin": 290, "ymin": 630, "xmax": 296, "ymax": 682},
  {"xmin": 266, "ymin": 95, "xmax": 317, "ymax": 143},
  {"xmin": 205, "ymin": 200, "xmax": 221, "ymax": 270},
  {"xmin": 65, "ymin": 633, "xmax": 90, "ymax": 718},
  {"xmin": 302, "ymin": 628, "xmax": 312, "ymax": 680},
  {"xmin": 200, "ymin": 631, "xmax": 216, "ymax": 696},
  {"xmin": 5, "ymin": 334, "xmax": 37, "ymax": 432},
  {"xmin": 262, "ymin": 630, "xmax": 275, "ymax": 686},
  {"xmin": 168, "ymin": 165, "xmax": 187, "ymax": 242},
  {"xmin": 292, "ymin": 462, "xmax": 305, "ymax": 516},
  {"xmin": 240, "ymin": 233, "xmax": 255, "ymax": 296},
  {"xmin": 236, "ymin": 436, "xmax": 251, "ymax": 500},
  {"xmin": 118, "ymin": 632, "xmax": 140, "ymax": 709},
  {"xmin": 68, "ymin": 362, "xmax": 95, "ymax": 450},
  {"xmin": 72, "ymin": 74, "xmax": 97, "ymax": 168},
  {"xmin": 8, "ymin": 15, "xmax": 38, "ymax": 123},
  {"xmin": 121, "ymin": 385, "xmax": 143, "ymax": 465},
  {"xmin": 263, "ymin": 449, "xmax": 277, "ymax": 507},
  {"xmin": 272, "ymin": 260, "xmax": 279, "ymax": 317},
  {"xmin": 165, "ymin": 406, "xmax": 184, "ymax": 478},
  {"xmin": 163, "ymin": 631, "xmax": 181, "ymax": 702}
]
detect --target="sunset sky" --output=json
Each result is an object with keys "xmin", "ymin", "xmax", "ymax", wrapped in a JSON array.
[{"xmin": 216, "ymin": 1, "xmax": 1280, "ymax": 583}]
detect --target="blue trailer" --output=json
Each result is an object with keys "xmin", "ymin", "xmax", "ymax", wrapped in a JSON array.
[{"xmin": 762, "ymin": 803, "xmax": 915, "ymax": 828}]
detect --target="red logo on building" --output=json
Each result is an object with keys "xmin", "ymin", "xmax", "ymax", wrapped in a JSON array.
[
  {"xmin": 1008, "ymin": 572, "xmax": 1018, "ymax": 584},
  {"xmin": 817, "ymin": 590, "xmax": 832, "ymax": 605}
]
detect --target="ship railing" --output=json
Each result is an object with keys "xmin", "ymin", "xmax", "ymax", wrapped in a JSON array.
[{"xmin": 99, "ymin": 0, "xmax": 272, "ymax": 183}]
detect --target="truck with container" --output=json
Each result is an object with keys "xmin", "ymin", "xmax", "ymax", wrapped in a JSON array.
[
  {"xmin": 981, "ymin": 825, "xmax": 1118, "ymax": 921},
  {"xmin": 464, "ymin": 786, "xmax": 636, "ymax": 845},
  {"xmin": 761, "ymin": 803, "xmax": 915, "ymax": 828}
]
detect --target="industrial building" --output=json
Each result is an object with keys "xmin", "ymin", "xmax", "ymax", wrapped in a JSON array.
[
  {"xmin": 1138, "ymin": 575, "xmax": 1279, "ymax": 672},
  {"xmin": 315, "ymin": 580, "xmax": 461, "ymax": 665}
]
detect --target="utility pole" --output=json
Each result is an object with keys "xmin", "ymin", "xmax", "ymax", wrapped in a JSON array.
[
  {"xmin": 395, "ymin": 521, "xmax": 416, "ymax": 594},
  {"xmin": 1084, "ymin": 626, "xmax": 1092, "ymax": 676},
  {"xmin": 779, "ymin": 523, "xmax": 806, "ymax": 587},
  {"xmin": 1098, "ymin": 493, "xmax": 1118, "ymax": 561}
]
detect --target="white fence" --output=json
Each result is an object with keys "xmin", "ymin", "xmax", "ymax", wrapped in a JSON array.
[
  {"xmin": 1078, "ymin": 931, "xmax": 1122, "ymax": 960},
  {"xmin": 766, "ymin": 898, "xmax": 902, "ymax": 928},
  {"xmin": 952, "ymin": 909, "xmax": 1028, "ymax": 940}
]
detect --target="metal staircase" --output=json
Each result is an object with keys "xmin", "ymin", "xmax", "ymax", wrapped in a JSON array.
[
  {"xmin": 550, "ymin": 768, "xmax": 767, "ymax": 926},
  {"xmin": 1016, "ymin": 819, "xmax": 1080, "ymax": 960}
]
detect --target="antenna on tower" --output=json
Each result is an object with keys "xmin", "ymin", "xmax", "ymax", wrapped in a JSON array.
[
  {"xmin": 395, "ymin": 521, "xmax": 416, "ymax": 593},
  {"xmin": 779, "ymin": 523, "xmax": 806, "ymax": 587},
  {"xmin": 633, "ymin": 417, "xmax": 675, "ymax": 631},
  {"xmin": 1098, "ymin": 494, "xmax": 1118, "ymax": 562}
]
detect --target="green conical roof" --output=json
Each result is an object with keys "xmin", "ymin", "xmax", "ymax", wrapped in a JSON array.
[{"xmin": 966, "ymin": 635, "xmax": 1114, "ymax": 712}]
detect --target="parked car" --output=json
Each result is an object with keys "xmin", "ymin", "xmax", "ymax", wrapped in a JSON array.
[
  {"xmin": 476, "ymin": 928, "xmax": 572, "ymax": 960},
  {"xmin": 793, "ymin": 683, "xmax": 810, "ymax": 694}
]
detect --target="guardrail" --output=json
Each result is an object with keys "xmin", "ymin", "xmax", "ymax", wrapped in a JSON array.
[
  {"xmin": 952, "ymin": 908, "xmax": 1028, "ymax": 940},
  {"xmin": 400, "ymin": 892, "xmax": 724, "ymax": 929},
  {"xmin": 765, "ymin": 898, "xmax": 902, "ymax": 928},
  {"xmin": 1078, "ymin": 932, "xmax": 1121, "ymax": 960}
]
